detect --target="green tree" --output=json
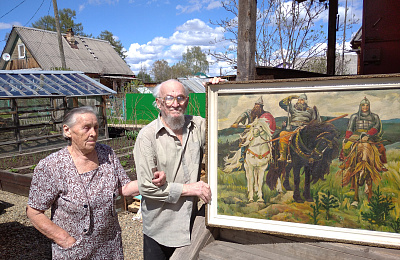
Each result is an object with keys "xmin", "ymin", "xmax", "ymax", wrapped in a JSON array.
[
  {"xmin": 97, "ymin": 30, "xmax": 126, "ymax": 60},
  {"xmin": 136, "ymin": 64, "xmax": 152, "ymax": 83},
  {"xmin": 170, "ymin": 62, "xmax": 191, "ymax": 79},
  {"xmin": 31, "ymin": 8, "xmax": 85, "ymax": 36},
  {"xmin": 210, "ymin": 0, "xmax": 358, "ymax": 73},
  {"xmin": 181, "ymin": 46, "xmax": 209, "ymax": 75},
  {"xmin": 320, "ymin": 190, "xmax": 339, "ymax": 220},
  {"xmin": 361, "ymin": 186, "xmax": 395, "ymax": 229},
  {"xmin": 151, "ymin": 60, "xmax": 171, "ymax": 82}
]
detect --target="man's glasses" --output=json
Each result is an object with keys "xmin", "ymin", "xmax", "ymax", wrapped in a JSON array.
[{"xmin": 159, "ymin": 95, "xmax": 187, "ymax": 106}]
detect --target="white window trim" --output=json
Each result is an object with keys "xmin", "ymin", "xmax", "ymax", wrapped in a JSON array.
[{"xmin": 18, "ymin": 44, "xmax": 25, "ymax": 59}]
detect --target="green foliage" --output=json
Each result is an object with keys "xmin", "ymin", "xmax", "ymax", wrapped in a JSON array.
[
  {"xmin": 320, "ymin": 190, "xmax": 339, "ymax": 220},
  {"xmin": 97, "ymin": 30, "xmax": 126, "ymax": 61},
  {"xmin": 29, "ymin": 164, "xmax": 36, "ymax": 170},
  {"xmin": 137, "ymin": 65, "xmax": 152, "ymax": 83},
  {"xmin": 389, "ymin": 217, "xmax": 400, "ymax": 233},
  {"xmin": 9, "ymin": 168, "xmax": 18, "ymax": 173},
  {"xmin": 308, "ymin": 193, "xmax": 322, "ymax": 225},
  {"xmin": 120, "ymin": 160, "xmax": 128, "ymax": 167},
  {"xmin": 31, "ymin": 8, "xmax": 85, "ymax": 35},
  {"xmin": 151, "ymin": 46, "xmax": 209, "ymax": 81},
  {"xmin": 180, "ymin": 46, "xmax": 209, "ymax": 75},
  {"xmin": 151, "ymin": 59, "xmax": 171, "ymax": 82},
  {"xmin": 125, "ymin": 130, "xmax": 139, "ymax": 141},
  {"xmin": 361, "ymin": 186, "xmax": 395, "ymax": 228}
]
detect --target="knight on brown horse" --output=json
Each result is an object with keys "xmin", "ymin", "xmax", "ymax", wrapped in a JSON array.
[{"xmin": 338, "ymin": 97, "xmax": 387, "ymax": 206}]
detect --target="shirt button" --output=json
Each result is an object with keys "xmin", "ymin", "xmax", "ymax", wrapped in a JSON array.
[
  {"xmin": 84, "ymin": 204, "xmax": 88, "ymax": 208},
  {"xmin": 83, "ymin": 229, "xmax": 87, "ymax": 232}
]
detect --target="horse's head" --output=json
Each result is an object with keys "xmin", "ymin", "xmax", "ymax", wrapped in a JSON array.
[
  {"xmin": 249, "ymin": 117, "xmax": 273, "ymax": 141},
  {"xmin": 298, "ymin": 121, "xmax": 340, "ymax": 162}
]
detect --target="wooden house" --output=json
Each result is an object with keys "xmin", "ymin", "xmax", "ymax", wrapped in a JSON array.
[{"xmin": 0, "ymin": 26, "xmax": 135, "ymax": 92}]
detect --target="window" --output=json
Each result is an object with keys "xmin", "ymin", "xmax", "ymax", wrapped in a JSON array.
[{"xmin": 18, "ymin": 44, "xmax": 25, "ymax": 59}]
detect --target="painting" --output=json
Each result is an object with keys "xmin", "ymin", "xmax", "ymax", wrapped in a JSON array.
[{"xmin": 206, "ymin": 75, "xmax": 400, "ymax": 248}]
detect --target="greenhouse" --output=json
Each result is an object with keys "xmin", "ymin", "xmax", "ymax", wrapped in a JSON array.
[{"xmin": 0, "ymin": 70, "xmax": 116, "ymax": 155}]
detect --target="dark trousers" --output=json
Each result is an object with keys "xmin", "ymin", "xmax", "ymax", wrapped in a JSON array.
[{"xmin": 143, "ymin": 234, "xmax": 176, "ymax": 260}]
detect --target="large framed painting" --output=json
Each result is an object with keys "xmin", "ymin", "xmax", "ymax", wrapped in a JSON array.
[{"xmin": 206, "ymin": 74, "xmax": 400, "ymax": 248}]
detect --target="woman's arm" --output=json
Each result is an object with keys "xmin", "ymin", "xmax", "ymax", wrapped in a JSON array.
[
  {"xmin": 26, "ymin": 205, "xmax": 76, "ymax": 248},
  {"xmin": 121, "ymin": 171, "xmax": 166, "ymax": 197}
]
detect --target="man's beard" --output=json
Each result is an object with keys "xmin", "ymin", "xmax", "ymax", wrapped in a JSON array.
[
  {"xmin": 250, "ymin": 106, "xmax": 264, "ymax": 122},
  {"xmin": 294, "ymin": 102, "xmax": 308, "ymax": 111},
  {"xmin": 161, "ymin": 108, "xmax": 185, "ymax": 131}
]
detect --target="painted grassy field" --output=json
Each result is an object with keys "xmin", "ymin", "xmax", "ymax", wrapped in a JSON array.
[{"xmin": 217, "ymin": 147, "xmax": 400, "ymax": 233}]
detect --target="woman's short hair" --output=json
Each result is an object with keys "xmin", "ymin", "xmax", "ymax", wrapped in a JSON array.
[{"xmin": 62, "ymin": 106, "xmax": 97, "ymax": 141}]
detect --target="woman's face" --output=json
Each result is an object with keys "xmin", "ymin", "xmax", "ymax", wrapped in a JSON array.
[{"xmin": 64, "ymin": 113, "xmax": 99, "ymax": 154}]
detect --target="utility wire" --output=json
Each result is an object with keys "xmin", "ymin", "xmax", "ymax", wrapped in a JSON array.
[
  {"xmin": 24, "ymin": 0, "xmax": 46, "ymax": 26},
  {"xmin": 0, "ymin": 0, "xmax": 27, "ymax": 20}
]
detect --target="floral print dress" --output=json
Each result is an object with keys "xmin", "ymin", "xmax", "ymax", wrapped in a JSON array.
[{"xmin": 28, "ymin": 143, "xmax": 131, "ymax": 260}]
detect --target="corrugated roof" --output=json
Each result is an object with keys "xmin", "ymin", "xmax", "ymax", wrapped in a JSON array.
[
  {"xmin": 0, "ymin": 70, "xmax": 116, "ymax": 98},
  {"xmin": 2, "ymin": 26, "xmax": 133, "ymax": 76},
  {"xmin": 178, "ymin": 77, "xmax": 207, "ymax": 93}
]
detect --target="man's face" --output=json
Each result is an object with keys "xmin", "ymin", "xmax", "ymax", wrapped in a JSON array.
[
  {"xmin": 361, "ymin": 103, "xmax": 370, "ymax": 113},
  {"xmin": 298, "ymin": 98, "xmax": 306, "ymax": 104},
  {"xmin": 156, "ymin": 81, "xmax": 188, "ymax": 130},
  {"xmin": 63, "ymin": 113, "xmax": 99, "ymax": 154}
]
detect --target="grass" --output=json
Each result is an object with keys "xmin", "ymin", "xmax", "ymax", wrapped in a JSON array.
[{"xmin": 216, "ymin": 148, "xmax": 400, "ymax": 233}]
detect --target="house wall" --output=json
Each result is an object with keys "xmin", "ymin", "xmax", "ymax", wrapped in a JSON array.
[
  {"xmin": 361, "ymin": 0, "xmax": 400, "ymax": 74},
  {"xmin": 6, "ymin": 38, "xmax": 40, "ymax": 70}
]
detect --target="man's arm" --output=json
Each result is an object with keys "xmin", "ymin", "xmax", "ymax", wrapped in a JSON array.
[
  {"xmin": 182, "ymin": 181, "xmax": 211, "ymax": 204},
  {"xmin": 26, "ymin": 205, "xmax": 76, "ymax": 248}
]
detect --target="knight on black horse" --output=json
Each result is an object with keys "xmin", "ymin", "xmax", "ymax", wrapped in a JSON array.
[{"xmin": 266, "ymin": 94, "xmax": 340, "ymax": 203}]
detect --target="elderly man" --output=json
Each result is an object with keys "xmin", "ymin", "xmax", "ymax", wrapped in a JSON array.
[
  {"xmin": 278, "ymin": 94, "xmax": 320, "ymax": 161},
  {"xmin": 134, "ymin": 78, "xmax": 220, "ymax": 259}
]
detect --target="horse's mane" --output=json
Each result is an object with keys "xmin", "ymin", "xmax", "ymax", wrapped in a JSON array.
[
  {"xmin": 299, "ymin": 120, "xmax": 340, "ymax": 182},
  {"xmin": 241, "ymin": 118, "xmax": 272, "ymax": 147}
]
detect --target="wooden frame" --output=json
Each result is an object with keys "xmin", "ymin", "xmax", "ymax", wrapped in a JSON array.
[{"xmin": 206, "ymin": 74, "xmax": 400, "ymax": 248}]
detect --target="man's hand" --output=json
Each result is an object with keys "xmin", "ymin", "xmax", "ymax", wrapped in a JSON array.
[
  {"xmin": 182, "ymin": 181, "xmax": 211, "ymax": 204},
  {"xmin": 207, "ymin": 77, "xmax": 226, "ymax": 85},
  {"xmin": 231, "ymin": 123, "xmax": 239, "ymax": 128},
  {"xmin": 152, "ymin": 171, "xmax": 166, "ymax": 187}
]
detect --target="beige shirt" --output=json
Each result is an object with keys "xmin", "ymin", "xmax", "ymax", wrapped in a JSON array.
[{"xmin": 134, "ymin": 115, "xmax": 205, "ymax": 247}]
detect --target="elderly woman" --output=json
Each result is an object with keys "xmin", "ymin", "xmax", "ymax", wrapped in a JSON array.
[{"xmin": 26, "ymin": 106, "xmax": 165, "ymax": 259}]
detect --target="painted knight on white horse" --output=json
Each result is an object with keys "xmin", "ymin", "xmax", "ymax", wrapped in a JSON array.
[{"xmin": 224, "ymin": 97, "xmax": 276, "ymax": 202}]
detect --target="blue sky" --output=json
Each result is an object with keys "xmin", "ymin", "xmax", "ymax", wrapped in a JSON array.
[{"xmin": 1, "ymin": 0, "xmax": 362, "ymax": 77}]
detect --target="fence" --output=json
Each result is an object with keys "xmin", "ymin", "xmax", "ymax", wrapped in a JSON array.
[{"xmin": 108, "ymin": 93, "xmax": 206, "ymax": 124}]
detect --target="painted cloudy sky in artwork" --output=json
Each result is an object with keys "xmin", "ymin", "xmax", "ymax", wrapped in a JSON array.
[{"xmin": 217, "ymin": 89, "xmax": 400, "ymax": 130}]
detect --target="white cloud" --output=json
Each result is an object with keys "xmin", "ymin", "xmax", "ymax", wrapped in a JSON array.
[
  {"xmin": 126, "ymin": 18, "xmax": 231, "ymax": 76},
  {"xmin": 0, "ymin": 22, "xmax": 21, "ymax": 30},
  {"xmin": 176, "ymin": 0, "xmax": 222, "ymax": 14}
]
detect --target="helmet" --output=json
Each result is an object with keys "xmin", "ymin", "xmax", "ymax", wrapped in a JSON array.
[
  {"xmin": 298, "ymin": 93, "xmax": 307, "ymax": 101},
  {"xmin": 360, "ymin": 96, "xmax": 370, "ymax": 105},
  {"xmin": 255, "ymin": 96, "xmax": 264, "ymax": 105}
]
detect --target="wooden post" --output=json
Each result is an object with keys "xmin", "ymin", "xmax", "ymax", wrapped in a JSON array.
[
  {"xmin": 52, "ymin": 0, "xmax": 67, "ymax": 69},
  {"xmin": 237, "ymin": 0, "xmax": 257, "ymax": 81},
  {"xmin": 11, "ymin": 98, "xmax": 21, "ymax": 153},
  {"xmin": 327, "ymin": 0, "xmax": 338, "ymax": 75}
]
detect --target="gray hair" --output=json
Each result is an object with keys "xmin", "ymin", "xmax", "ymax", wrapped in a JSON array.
[
  {"xmin": 152, "ymin": 79, "xmax": 189, "ymax": 98},
  {"xmin": 62, "ymin": 106, "xmax": 97, "ymax": 141}
]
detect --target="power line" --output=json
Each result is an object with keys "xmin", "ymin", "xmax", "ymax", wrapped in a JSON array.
[
  {"xmin": 24, "ymin": 0, "xmax": 46, "ymax": 26},
  {"xmin": 0, "ymin": 0, "xmax": 27, "ymax": 20}
]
